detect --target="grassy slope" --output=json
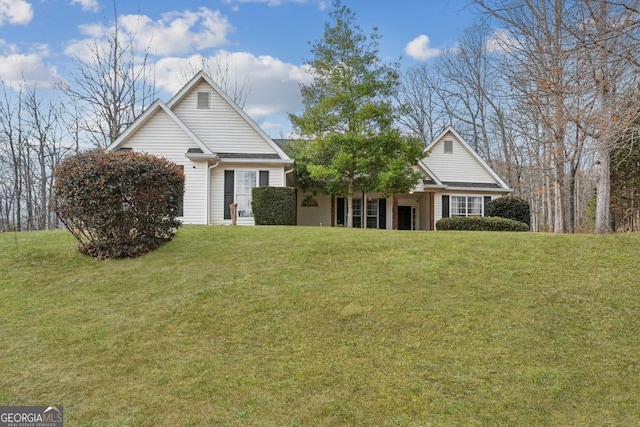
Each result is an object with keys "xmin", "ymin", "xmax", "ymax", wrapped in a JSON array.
[{"xmin": 0, "ymin": 226, "xmax": 639, "ymax": 426}]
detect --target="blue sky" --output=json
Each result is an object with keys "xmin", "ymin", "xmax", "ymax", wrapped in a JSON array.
[{"xmin": 0, "ymin": 0, "xmax": 478, "ymax": 137}]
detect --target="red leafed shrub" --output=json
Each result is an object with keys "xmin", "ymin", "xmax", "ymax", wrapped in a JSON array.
[{"xmin": 53, "ymin": 149, "xmax": 185, "ymax": 259}]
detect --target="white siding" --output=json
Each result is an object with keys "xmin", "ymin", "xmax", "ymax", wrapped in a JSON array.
[
  {"xmin": 210, "ymin": 163, "xmax": 286, "ymax": 225},
  {"xmin": 117, "ymin": 110, "xmax": 208, "ymax": 225},
  {"xmin": 425, "ymin": 135, "xmax": 496, "ymax": 184},
  {"xmin": 297, "ymin": 194, "xmax": 333, "ymax": 227},
  {"xmin": 173, "ymin": 82, "xmax": 278, "ymax": 155}
]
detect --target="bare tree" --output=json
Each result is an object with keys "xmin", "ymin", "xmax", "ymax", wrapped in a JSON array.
[
  {"xmin": 59, "ymin": 2, "xmax": 156, "ymax": 148},
  {"xmin": 569, "ymin": 0, "xmax": 640, "ymax": 233},
  {"xmin": 396, "ymin": 62, "xmax": 447, "ymax": 144},
  {"xmin": 179, "ymin": 53, "xmax": 252, "ymax": 108},
  {"xmin": 0, "ymin": 81, "xmax": 69, "ymax": 231}
]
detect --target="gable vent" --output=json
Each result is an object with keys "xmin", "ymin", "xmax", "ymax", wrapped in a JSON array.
[
  {"xmin": 444, "ymin": 140, "xmax": 453, "ymax": 153},
  {"xmin": 197, "ymin": 92, "xmax": 210, "ymax": 109}
]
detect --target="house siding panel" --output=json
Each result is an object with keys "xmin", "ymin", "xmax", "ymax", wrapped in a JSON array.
[
  {"xmin": 210, "ymin": 163, "xmax": 285, "ymax": 225},
  {"xmin": 426, "ymin": 137, "xmax": 496, "ymax": 184},
  {"xmin": 297, "ymin": 194, "xmax": 332, "ymax": 227},
  {"xmin": 173, "ymin": 82, "xmax": 278, "ymax": 155},
  {"xmin": 117, "ymin": 110, "xmax": 208, "ymax": 225}
]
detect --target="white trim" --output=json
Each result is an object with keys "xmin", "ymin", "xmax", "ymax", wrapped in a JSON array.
[
  {"xmin": 425, "ymin": 126, "xmax": 512, "ymax": 192},
  {"xmin": 107, "ymin": 99, "xmax": 217, "ymax": 158},
  {"xmin": 218, "ymin": 158, "xmax": 294, "ymax": 165},
  {"xmin": 167, "ymin": 71, "xmax": 291, "ymax": 161},
  {"xmin": 416, "ymin": 159, "xmax": 444, "ymax": 186}
]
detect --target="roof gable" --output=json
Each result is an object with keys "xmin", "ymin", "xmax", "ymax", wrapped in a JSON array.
[
  {"xmin": 422, "ymin": 126, "xmax": 511, "ymax": 191},
  {"xmin": 107, "ymin": 99, "xmax": 215, "ymax": 156},
  {"xmin": 167, "ymin": 71, "xmax": 290, "ymax": 160}
]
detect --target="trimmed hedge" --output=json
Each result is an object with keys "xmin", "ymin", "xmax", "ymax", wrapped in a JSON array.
[
  {"xmin": 487, "ymin": 197, "xmax": 531, "ymax": 226},
  {"xmin": 436, "ymin": 216, "xmax": 530, "ymax": 232},
  {"xmin": 252, "ymin": 187, "xmax": 296, "ymax": 225},
  {"xmin": 53, "ymin": 149, "xmax": 185, "ymax": 259}
]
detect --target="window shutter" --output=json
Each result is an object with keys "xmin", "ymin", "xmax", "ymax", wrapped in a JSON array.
[
  {"xmin": 378, "ymin": 198, "xmax": 386, "ymax": 229},
  {"xmin": 442, "ymin": 195, "xmax": 450, "ymax": 218},
  {"xmin": 224, "ymin": 170, "xmax": 234, "ymax": 219},
  {"xmin": 259, "ymin": 170, "xmax": 269, "ymax": 187},
  {"xmin": 337, "ymin": 197, "xmax": 345, "ymax": 226},
  {"xmin": 484, "ymin": 196, "xmax": 491, "ymax": 217}
]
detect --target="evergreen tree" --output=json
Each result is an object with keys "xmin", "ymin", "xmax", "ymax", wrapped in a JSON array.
[{"xmin": 289, "ymin": 1, "xmax": 422, "ymax": 228}]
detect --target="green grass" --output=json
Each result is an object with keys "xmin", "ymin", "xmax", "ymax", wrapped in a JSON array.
[{"xmin": 1, "ymin": 226, "xmax": 639, "ymax": 426}]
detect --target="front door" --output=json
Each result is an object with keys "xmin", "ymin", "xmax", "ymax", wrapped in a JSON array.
[{"xmin": 398, "ymin": 206, "xmax": 412, "ymax": 230}]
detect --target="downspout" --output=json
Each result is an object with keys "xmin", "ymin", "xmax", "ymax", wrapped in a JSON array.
[{"xmin": 207, "ymin": 159, "xmax": 220, "ymax": 225}]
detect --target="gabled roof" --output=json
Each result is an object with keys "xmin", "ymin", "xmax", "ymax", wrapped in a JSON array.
[
  {"xmin": 107, "ymin": 99, "xmax": 216, "ymax": 158},
  {"xmin": 425, "ymin": 126, "xmax": 511, "ymax": 191},
  {"xmin": 166, "ymin": 70, "xmax": 291, "ymax": 161}
]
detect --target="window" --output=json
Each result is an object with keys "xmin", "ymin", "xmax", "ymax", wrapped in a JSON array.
[
  {"xmin": 235, "ymin": 171, "xmax": 257, "ymax": 217},
  {"xmin": 197, "ymin": 92, "xmax": 210, "ymax": 109},
  {"xmin": 444, "ymin": 140, "xmax": 453, "ymax": 153},
  {"xmin": 451, "ymin": 196, "xmax": 483, "ymax": 217},
  {"xmin": 352, "ymin": 199, "xmax": 362, "ymax": 228},
  {"xmin": 366, "ymin": 200, "xmax": 378, "ymax": 228},
  {"xmin": 224, "ymin": 170, "xmax": 269, "ymax": 219}
]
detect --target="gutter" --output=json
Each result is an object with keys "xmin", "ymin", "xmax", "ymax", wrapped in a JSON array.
[{"xmin": 207, "ymin": 159, "xmax": 220, "ymax": 225}]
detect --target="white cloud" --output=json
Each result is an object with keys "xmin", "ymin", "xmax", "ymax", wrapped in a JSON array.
[
  {"xmin": 65, "ymin": 7, "xmax": 233, "ymax": 60},
  {"xmin": 0, "ymin": 43, "xmax": 58, "ymax": 89},
  {"xmin": 0, "ymin": 0, "xmax": 33, "ymax": 26},
  {"xmin": 154, "ymin": 50, "xmax": 312, "ymax": 134},
  {"xmin": 70, "ymin": 0, "xmax": 99, "ymax": 13},
  {"xmin": 485, "ymin": 28, "xmax": 520, "ymax": 53},
  {"xmin": 405, "ymin": 35, "xmax": 441, "ymax": 61},
  {"xmin": 222, "ymin": 0, "xmax": 307, "ymax": 7}
]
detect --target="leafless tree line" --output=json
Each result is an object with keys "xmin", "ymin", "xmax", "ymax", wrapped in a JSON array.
[
  {"xmin": 397, "ymin": 0, "xmax": 640, "ymax": 233},
  {"xmin": 0, "ymin": 83, "xmax": 71, "ymax": 231}
]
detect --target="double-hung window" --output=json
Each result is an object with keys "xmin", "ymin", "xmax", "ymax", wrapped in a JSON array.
[
  {"xmin": 235, "ymin": 171, "xmax": 257, "ymax": 218},
  {"xmin": 224, "ymin": 170, "xmax": 269, "ymax": 219},
  {"xmin": 366, "ymin": 200, "xmax": 378, "ymax": 228},
  {"xmin": 352, "ymin": 199, "xmax": 362, "ymax": 228},
  {"xmin": 451, "ymin": 195, "xmax": 483, "ymax": 217}
]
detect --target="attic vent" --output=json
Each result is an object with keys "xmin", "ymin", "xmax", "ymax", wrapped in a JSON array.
[
  {"xmin": 197, "ymin": 92, "xmax": 210, "ymax": 109},
  {"xmin": 444, "ymin": 140, "xmax": 453, "ymax": 153},
  {"xmin": 187, "ymin": 148, "xmax": 203, "ymax": 153}
]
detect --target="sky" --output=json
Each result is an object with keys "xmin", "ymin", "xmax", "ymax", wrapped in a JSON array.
[{"xmin": 0, "ymin": 0, "xmax": 479, "ymax": 138}]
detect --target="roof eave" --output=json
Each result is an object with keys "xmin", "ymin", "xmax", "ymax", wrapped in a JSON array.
[
  {"xmin": 185, "ymin": 153, "xmax": 220, "ymax": 160},
  {"xmin": 218, "ymin": 158, "xmax": 294, "ymax": 165}
]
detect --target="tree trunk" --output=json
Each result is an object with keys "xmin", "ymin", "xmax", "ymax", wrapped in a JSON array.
[{"xmin": 595, "ymin": 147, "xmax": 612, "ymax": 233}]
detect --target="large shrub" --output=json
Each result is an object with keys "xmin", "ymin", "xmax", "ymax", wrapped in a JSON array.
[
  {"xmin": 251, "ymin": 187, "xmax": 296, "ymax": 225},
  {"xmin": 53, "ymin": 149, "xmax": 185, "ymax": 259},
  {"xmin": 436, "ymin": 216, "xmax": 530, "ymax": 232},
  {"xmin": 487, "ymin": 197, "xmax": 531, "ymax": 226}
]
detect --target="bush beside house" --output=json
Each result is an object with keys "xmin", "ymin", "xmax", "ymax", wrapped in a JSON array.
[
  {"xmin": 252, "ymin": 187, "xmax": 296, "ymax": 225},
  {"xmin": 487, "ymin": 197, "xmax": 531, "ymax": 226},
  {"xmin": 437, "ymin": 216, "xmax": 530, "ymax": 232},
  {"xmin": 53, "ymin": 149, "xmax": 185, "ymax": 259}
]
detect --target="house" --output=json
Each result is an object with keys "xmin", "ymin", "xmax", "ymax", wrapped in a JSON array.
[
  {"xmin": 107, "ymin": 71, "xmax": 293, "ymax": 225},
  {"xmin": 294, "ymin": 127, "xmax": 512, "ymax": 230},
  {"xmin": 109, "ymin": 71, "xmax": 510, "ymax": 228}
]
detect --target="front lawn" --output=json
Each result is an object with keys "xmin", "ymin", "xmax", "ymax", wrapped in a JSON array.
[{"xmin": 1, "ymin": 226, "xmax": 638, "ymax": 426}]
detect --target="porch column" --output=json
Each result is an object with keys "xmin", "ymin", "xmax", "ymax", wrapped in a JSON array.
[
  {"xmin": 393, "ymin": 194, "xmax": 399, "ymax": 230},
  {"xmin": 430, "ymin": 192, "xmax": 435, "ymax": 230}
]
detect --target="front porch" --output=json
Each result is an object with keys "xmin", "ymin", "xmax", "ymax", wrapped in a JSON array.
[{"xmin": 296, "ymin": 191, "xmax": 435, "ymax": 230}]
